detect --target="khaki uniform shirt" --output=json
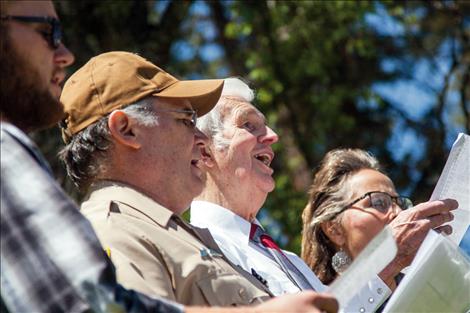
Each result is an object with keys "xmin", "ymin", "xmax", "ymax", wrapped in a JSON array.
[{"xmin": 81, "ymin": 182, "xmax": 272, "ymax": 306}]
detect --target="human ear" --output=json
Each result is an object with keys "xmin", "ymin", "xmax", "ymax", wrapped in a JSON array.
[
  {"xmin": 321, "ymin": 220, "xmax": 346, "ymax": 247},
  {"xmin": 108, "ymin": 110, "xmax": 141, "ymax": 149}
]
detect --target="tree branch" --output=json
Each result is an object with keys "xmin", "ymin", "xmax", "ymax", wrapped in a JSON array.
[
  {"xmin": 208, "ymin": 0, "xmax": 247, "ymax": 76},
  {"xmin": 153, "ymin": 0, "xmax": 192, "ymax": 65}
]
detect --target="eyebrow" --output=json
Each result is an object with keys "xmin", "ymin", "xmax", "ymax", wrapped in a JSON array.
[
  {"xmin": 181, "ymin": 108, "xmax": 195, "ymax": 114},
  {"xmin": 237, "ymin": 109, "xmax": 267, "ymax": 123},
  {"xmin": 171, "ymin": 109, "xmax": 195, "ymax": 117}
]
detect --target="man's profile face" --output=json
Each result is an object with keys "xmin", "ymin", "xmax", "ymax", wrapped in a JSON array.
[
  {"xmin": 0, "ymin": 0, "xmax": 74, "ymax": 132},
  {"xmin": 209, "ymin": 98, "xmax": 278, "ymax": 212},
  {"xmin": 133, "ymin": 97, "xmax": 208, "ymax": 214}
]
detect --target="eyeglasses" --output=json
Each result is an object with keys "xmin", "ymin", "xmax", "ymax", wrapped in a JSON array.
[
  {"xmin": 343, "ymin": 191, "xmax": 413, "ymax": 214},
  {"xmin": 1, "ymin": 15, "xmax": 62, "ymax": 49},
  {"xmin": 155, "ymin": 108, "xmax": 198, "ymax": 128}
]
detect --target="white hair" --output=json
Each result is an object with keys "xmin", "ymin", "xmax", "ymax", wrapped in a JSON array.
[
  {"xmin": 197, "ymin": 77, "xmax": 255, "ymax": 150},
  {"xmin": 122, "ymin": 97, "xmax": 159, "ymax": 127},
  {"xmin": 221, "ymin": 77, "xmax": 255, "ymax": 102},
  {"xmin": 60, "ymin": 96, "xmax": 159, "ymax": 190}
]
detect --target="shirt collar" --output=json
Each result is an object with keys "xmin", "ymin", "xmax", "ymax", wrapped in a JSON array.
[
  {"xmin": 86, "ymin": 180, "xmax": 174, "ymax": 227},
  {"xmin": 190, "ymin": 200, "xmax": 262, "ymax": 244},
  {"xmin": 1, "ymin": 122, "xmax": 53, "ymax": 175}
]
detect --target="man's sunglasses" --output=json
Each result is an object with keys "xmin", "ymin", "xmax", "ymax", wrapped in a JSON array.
[{"xmin": 1, "ymin": 15, "xmax": 62, "ymax": 49}]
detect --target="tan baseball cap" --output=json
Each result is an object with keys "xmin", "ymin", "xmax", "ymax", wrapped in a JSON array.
[{"xmin": 60, "ymin": 51, "xmax": 224, "ymax": 142}]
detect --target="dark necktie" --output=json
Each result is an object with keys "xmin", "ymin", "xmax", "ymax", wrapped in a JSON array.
[{"xmin": 249, "ymin": 223, "xmax": 316, "ymax": 291}]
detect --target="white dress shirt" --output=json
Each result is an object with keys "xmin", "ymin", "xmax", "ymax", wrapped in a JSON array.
[{"xmin": 191, "ymin": 201, "xmax": 392, "ymax": 312}]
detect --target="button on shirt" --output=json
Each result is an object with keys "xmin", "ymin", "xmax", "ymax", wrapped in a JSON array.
[
  {"xmin": 190, "ymin": 200, "xmax": 392, "ymax": 312},
  {"xmin": 81, "ymin": 183, "xmax": 272, "ymax": 307}
]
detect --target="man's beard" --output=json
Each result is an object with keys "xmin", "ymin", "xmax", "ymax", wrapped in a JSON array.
[{"xmin": 0, "ymin": 26, "xmax": 65, "ymax": 133}]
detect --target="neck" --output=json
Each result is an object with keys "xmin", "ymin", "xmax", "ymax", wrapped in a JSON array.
[
  {"xmin": 99, "ymin": 150, "xmax": 191, "ymax": 216},
  {"xmin": 97, "ymin": 176, "xmax": 191, "ymax": 216},
  {"xmin": 196, "ymin": 175, "xmax": 261, "ymax": 222}
]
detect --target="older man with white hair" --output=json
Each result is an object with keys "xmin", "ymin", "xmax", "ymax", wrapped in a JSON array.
[
  {"xmin": 190, "ymin": 77, "xmax": 455, "ymax": 312},
  {"xmin": 191, "ymin": 78, "xmax": 323, "ymax": 295}
]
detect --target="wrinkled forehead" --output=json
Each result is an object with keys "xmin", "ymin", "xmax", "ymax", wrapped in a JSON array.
[
  {"xmin": 219, "ymin": 96, "xmax": 265, "ymax": 123},
  {"xmin": 345, "ymin": 169, "xmax": 397, "ymax": 200}
]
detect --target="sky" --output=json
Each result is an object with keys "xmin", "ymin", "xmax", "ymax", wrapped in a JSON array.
[
  {"xmin": 460, "ymin": 227, "xmax": 470, "ymax": 256},
  {"xmin": 365, "ymin": 5, "xmax": 470, "ymax": 257},
  {"xmin": 163, "ymin": 1, "xmax": 470, "ymax": 257}
]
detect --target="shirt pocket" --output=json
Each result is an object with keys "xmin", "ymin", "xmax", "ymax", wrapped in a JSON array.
[{"xmin": 196, "ymin": 273, "xmax": 268, "ymax": 306}]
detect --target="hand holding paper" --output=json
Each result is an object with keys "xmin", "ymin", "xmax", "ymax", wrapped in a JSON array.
[
  {"xmin": 378, "ymin": 198, "xmax": 458, "ymax": 287},
  {"xmin": 383, "ymin": 230, "xmax": 470, "ymax": 313},
  {"xmin": 382, "ymin": 133, "xmax": 470, "ymax": 312},
  {"xmin": 430, "ymin": 133, "xmax": 470, "ymax": 246}
]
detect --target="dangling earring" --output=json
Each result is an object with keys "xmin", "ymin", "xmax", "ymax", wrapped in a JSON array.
[{"xmin": 331, "ymin": 249, "xmax": 352, "ymax": 274}]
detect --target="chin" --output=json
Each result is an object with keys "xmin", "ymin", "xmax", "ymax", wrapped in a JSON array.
[
  {"xmin": 192, "ymin": 171, "xmax": 206, "ymax": 186},
  {"xmin": 189, "ymin": 179, "xmax": 204, "ymax": 197},
  {"xmin": 50, "ymin": 88, "xmax": 61, "ymax": 100},
  {"xmin": 265, "ymin": 186, "xmax": 275, "ymax": 194},
  {"xmin": 257, "ymin": 182, "xmax": 275, "ymax": 196},
  {"xmin": 262, "ymin": 177, "xmax": 276, "ymax": 192}
]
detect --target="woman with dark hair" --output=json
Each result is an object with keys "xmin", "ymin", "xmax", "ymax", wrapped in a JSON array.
[{"xmin": 301, "ymin": 148, "xmax": 455, "ymax": 293}]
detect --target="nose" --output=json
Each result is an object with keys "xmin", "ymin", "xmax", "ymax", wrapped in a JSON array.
[
  {"xmin": 259, "ymin": 126, "xmax": 279, "ymax": 145},
  {"xmin": 388, "ymin": 203, "xmax": 403, "ymax": 221},
  {"xmin": 54, "ymin": 43, "xmax": 75, "ymax": 67},
  {"xmin": 194, "ymin": 127, "xmax": 209, "ymax": 146}
]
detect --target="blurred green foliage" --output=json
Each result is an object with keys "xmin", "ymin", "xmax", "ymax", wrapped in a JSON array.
[{"xmin": 38, "ymin": 0, "xmax": 469, "ymax": 254}]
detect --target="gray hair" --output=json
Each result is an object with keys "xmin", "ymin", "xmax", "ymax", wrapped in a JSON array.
[
  {"xmin": 197, "ymin": 77, "xmax": 255, "ymax": 150},
  {"xmin": 59, "ymin": 97, "xmax": 158, "ymax": 190}
]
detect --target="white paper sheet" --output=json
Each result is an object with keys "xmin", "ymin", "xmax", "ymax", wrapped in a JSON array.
[
  {"xmin": 430, "ymin": 133, "xmax": 470, "ymax": 245},
  {"xmin": 383, "ymin": 230, "xmax": 470, "ymax": 312},
  {"xmin": 328, "ymin": 226, "xmax": 397, "ymax": 309}
]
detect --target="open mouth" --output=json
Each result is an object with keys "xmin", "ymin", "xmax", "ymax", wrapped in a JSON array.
[
  {"xmin": 52, "ymin": 69, "xmax": 66, "ymax": 85},
  {"xmin": 254, "ymin": 153, "xmax": 272, "ymax": 167}
]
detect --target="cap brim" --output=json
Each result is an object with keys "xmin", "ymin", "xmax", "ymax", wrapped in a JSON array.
[{"xmin": 154, "ymin": 79, "xmax": 224, "ymax": 116}]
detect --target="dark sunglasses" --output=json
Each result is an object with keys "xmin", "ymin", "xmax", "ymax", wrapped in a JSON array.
[
  {"xmin": 1, "ymin": 15, "xmax": 62, "ymax": 49},
  {"xmin": 343, "ymin": 191, "xmax": 413, "ymax": 214}
]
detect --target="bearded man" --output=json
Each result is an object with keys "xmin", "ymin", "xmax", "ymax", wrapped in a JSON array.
[{"xmin": 0, "ymin": 1, "xmax": 182, "ymax": 312}]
